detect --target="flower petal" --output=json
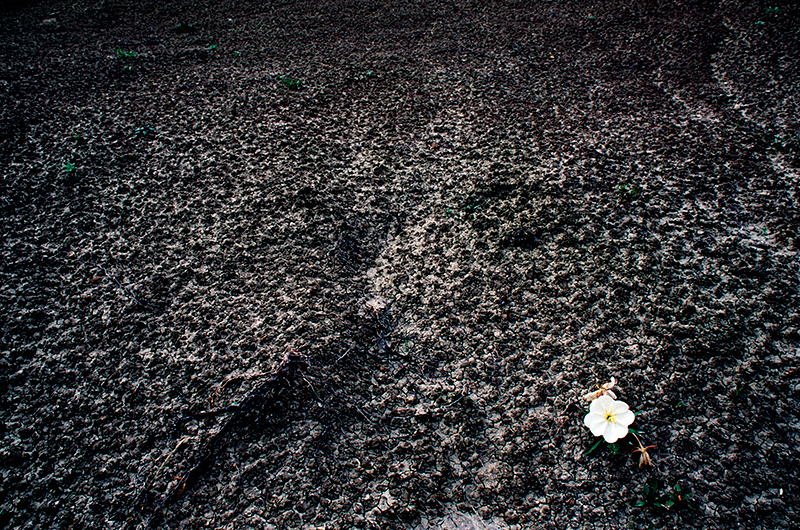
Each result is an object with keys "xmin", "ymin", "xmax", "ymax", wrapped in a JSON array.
[
  {"xmin": 611, "ymin": 400, "xmax": 630, "ymax": 414},
  {"xmin": 585, "ymin": 412, "xmax": 605, "ymax": 429},
  {"xmin": 589, "ymin": 419, "xmax": 609, "ymax": 438},
  {"xmin": 616, "ymin": 410, "xmax": 635, "ymax": 427},
  {"xmin": 603, "ymin": 422, "xmax": 629, "ymax": 443},
  {"xmin": 590, "ymin": 395, "xmax": 614, "ymax": 413}
]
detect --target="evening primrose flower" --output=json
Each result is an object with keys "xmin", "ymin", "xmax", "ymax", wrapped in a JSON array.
[
  {"xmin": 583, "ymin": 395, "xmax": 635, "ymax": 443},
  {"xmin": 583, "ymin": 377, "xmax": 617, "ymax": 401}
]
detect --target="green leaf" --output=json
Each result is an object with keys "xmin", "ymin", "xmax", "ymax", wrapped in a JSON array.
[{"xmin": 584, "ymin": 438, "xmax": 603, "ymax": 455}]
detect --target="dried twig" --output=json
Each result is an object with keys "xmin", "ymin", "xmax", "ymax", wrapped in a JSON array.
[
  {"xmin": 99, "ymin": 264, "xmax": 162, "ymax": 309},
  {"xmin": 138, "ymin": 351, "xmax": 304, "ymax": 529}
]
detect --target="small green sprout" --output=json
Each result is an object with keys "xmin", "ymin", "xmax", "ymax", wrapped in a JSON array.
[
  {"xmin": 616, "ymin": 184, "xmax": 639, "ymax": 201},
  {"xmin": 115, "ymin": 49, "xmax": 137, "ymax": 58},
  {"xmin": 659, "ymin": 483, "xmax": 697, "ymax": 511},
  {"xmin": 63, "ymin": 162, "xmax": 75, "ymax": 173},
  {"xmin": 731, "ymin": 382, "xmax": 748, "ymax": 402},
  {"xmin": 208, "ymin": 44, "xmax": 217, "ymax": 50},
  {"xmin": 277, "ymin": 75, "xmax": 303, "ymax": 90},
  {"xmin": 637, "ymin": 478, "xmax": 662, "ymax": 509},
  {"xmin": 174, "ymin": 22, "xmax": 196, "ymax": 34},
  {"xmin": 233, "ymin": 51, "xmax": 241, "ymax": 57},
  {"xmin": 637, "ymin": 479, "xmax": 698, "ymax": 511}
]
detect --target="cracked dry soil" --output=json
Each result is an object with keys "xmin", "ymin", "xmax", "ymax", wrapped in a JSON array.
[{"xmin": 1, "ymin": 0, "xmax": 799, "ymax": 529}]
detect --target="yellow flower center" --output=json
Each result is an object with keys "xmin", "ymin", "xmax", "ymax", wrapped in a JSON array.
[{"xmin": 604, "ymin": 409, "xmax": 617, "ymax": 424}]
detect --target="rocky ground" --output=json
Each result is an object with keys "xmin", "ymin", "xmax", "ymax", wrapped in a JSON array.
[{"xmin": 1, "ymin": 0, "xmax": 798, "ymax": 529}]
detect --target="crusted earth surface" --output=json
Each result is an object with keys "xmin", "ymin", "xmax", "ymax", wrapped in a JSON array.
[{"xmin": 1, "ymin": 1, "xmax": 798, "ymax": 529}]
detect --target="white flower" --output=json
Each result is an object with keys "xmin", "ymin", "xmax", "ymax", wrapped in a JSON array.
[
  {"xmin": 583, "ymin": 395, "xmax": 635, "ymax": 443},
  {"xmin": 583, "ymin": 377, "xmax": 617, "ymax": 401}
]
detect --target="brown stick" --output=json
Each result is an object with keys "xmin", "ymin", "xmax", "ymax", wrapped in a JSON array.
[{"xmin": 140, "ymin": 351, "xmax": 304, "ymax": 529}]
